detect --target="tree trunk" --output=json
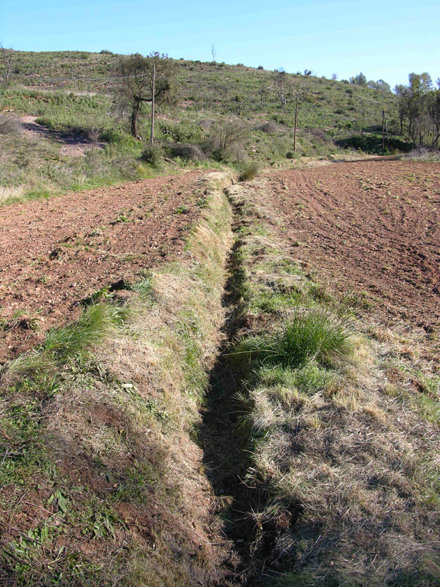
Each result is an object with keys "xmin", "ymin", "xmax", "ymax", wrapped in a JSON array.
[
  {"xmin": 150, "ymin": 64, "xmax": 156, "ymax": 147},
  {"xmin": 131, "ymin": 100, "xmax": 140, "ymax": 138},
  {"xmin": 294, "ymin": 95, "xmax": 298, "ymax": 152}
]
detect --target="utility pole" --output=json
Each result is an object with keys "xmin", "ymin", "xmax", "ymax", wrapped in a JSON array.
[
  {"xmin": 382, "ymin": 109, "xmax": 385, "ymax": 152},
  {"xmin": 294, "ymin": 94, "xmax": 298, "ymax": 152},
  {"xmin": 150, "ymin": 63, "xmax": 156, "ymax": 147}
]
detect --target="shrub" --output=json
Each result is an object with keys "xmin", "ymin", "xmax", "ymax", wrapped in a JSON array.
[
  {"xmin": 202, "ymin": 119, "xmax": 249, "ymax": 161},
  {"xmin": 141, "ymin": 143, "xmax": 164, "ymax": 167},
  {"xmin": 165, "ymin": 143, "xmax": 207, "ymax": 161},
  {"xmin": 35, "ymin": 116, "xmax": 55, "ymax": 131},
  {"xmin": 157, "ymin": 120, "xmax": 203, "ymax": 143},
  {"xmin": 238, "ymin": 162, "xmax": 259, "ymax": 182},
  {"xmin": 258, "ymin": 121, "xmax": 278, "ymax": 134}
]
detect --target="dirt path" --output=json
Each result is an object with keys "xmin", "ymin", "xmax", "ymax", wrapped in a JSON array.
[
  {"xmin": 263, "ymin": 160, "xmax": 440, "ymax": 334},
  {"xmin": 0, "ymin": 172, "xmax": 206, "ymax": 363},
  {"xmin": 20, "ymin": 115, "xmax": 101, "ymax": 157}
]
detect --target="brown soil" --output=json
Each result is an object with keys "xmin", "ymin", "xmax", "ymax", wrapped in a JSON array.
[
  {"xmin": 265, "ymin": 160, "xmax": 440, "ymax": 333},
  {"xmin": 0, "ymin": 172, "xmax": 206, "ymax": 363}
]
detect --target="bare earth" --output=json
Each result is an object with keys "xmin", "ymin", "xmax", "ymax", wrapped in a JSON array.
[
  {"xmin": 0, "ymin": 172, "xmax": 206, "ymax": 363},
  {"xmin": 20, "ymin": 115, "xmax": 101, "ymax": 157},
  {"xmin": 2, "ymin": 160, "xmax": 439, "ymax": 365},
  {"xmin": 265, "ymin": 160, "xmax": 440, "ymax": 333}
]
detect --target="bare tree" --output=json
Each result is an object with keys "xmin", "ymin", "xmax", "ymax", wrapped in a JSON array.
[
  {"xmin": 114, "ymin": 52, "xmax": 177, "ymax": 139},
  {"xmin": 271, "ymin": 69, "xmax": 294, "ymax": 109},
  {"xmin": 0, "ymin": 45, "xmax": 14, "ymax": 87}
]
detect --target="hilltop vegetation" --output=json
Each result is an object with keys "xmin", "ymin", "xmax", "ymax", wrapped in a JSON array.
[
  {"xmin": 0, "ymin": 49, "xmax": 409, "ymax": 199},
  {"xmin": 0, "ymin": 49, "xmax": 437, "ymax": 203}
]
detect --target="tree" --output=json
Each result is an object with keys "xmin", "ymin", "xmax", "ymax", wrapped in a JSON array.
[
  {"xmin": 0, "ymin": 45, "xmax": 14, "ymax": 87},
  {"xmin": 349, "ymin": 72, "xmax": 367, "ymax": 86},
  {"xmin": 368, "ymin": 79, "xmax": 391, "ymax": 92},
  {"xmin": 427, "ymin": 88, "xmax": 440, "ymax": 149},
  {"xmin": 395, "ymin": 73, "xmax": 433, "ymax": 145},
  {"xmin": 271, "ymin": 69, "xmax": 295, "ymax": 109},
  {"xmin": 114, "ymin": 52, "xmax": 177, "ymax": 139}
]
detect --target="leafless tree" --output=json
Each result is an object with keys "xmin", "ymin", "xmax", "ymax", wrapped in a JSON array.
[
  {"xmin": 0, "ymin": 44, "xmax": 14, "ymax": 87},
  {"xmin": 203, "ymin": 119, "xmax": 249, "ymax": 160},
  {"xmin": 271, "ymin": 69, "xmax": 294, "ymax": 109}
]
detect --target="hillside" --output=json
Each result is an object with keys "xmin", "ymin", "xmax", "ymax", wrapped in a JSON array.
[
  {"xmin": 0, "ymin": 51, "xmax": 406, "ymax": 203},
  {"xmin": 7, "ymin": 50, "xmax": 398, "ymax": 134}
]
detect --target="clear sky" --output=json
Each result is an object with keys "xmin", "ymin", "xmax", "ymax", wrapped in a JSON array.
[{"xmin": 1, "ymin": 0, "xmax": 439, "ymax": 88}]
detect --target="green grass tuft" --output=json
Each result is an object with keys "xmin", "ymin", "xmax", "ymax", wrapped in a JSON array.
[{"xmin": 236, "ymin": 307, "xmax": 352, "ymax": 369}]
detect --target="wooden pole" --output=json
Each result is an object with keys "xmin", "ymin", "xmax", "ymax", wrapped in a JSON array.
[
  {"xmin": 294, "ymin": 94, "xmax": 298, "ymax": 152},
  {"xmin": 385, "ymin": 117, "xmax": 389, "ymax": 148},
  {"xmin": 382, "ymin": 109, "xmax": 385, "ymax": 152},
  {"xmin": 150, "ymin": 63, "xmax": 156, "ymax": 148}
]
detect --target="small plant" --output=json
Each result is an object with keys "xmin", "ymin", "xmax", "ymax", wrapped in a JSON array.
[
  {"xmin": 239, "ymin": 162, "xmax": 259, "ymax": 182},
  {"xmin": 236, "ymin": 307, "xmax": 352, "ymax": 369}
]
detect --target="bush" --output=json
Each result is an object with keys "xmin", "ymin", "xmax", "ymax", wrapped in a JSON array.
[
  {"xmin": 258, "ymin": 121, "xmax": 278, "ymax": 134},
  {"xmin": 165, "ymin": 143, "xmax": 207, "ymax": 161},
  {"xmin": 202, "ymin": 119, "xmax": 249, "ymax": 161},
  {"xmin": 157, "ymin": 120, "xmax": 202, "ymax": 143},
  {"xmin": 35, "ymin": 116, "xmax": 55, "ymax": 131},
  {"xmin": 141, "ymin": 144, "xmax": 164, "ymax": 167},
  {"xmin": 238, "ymin": 162, "xmax": 259, "ymax": 182}
]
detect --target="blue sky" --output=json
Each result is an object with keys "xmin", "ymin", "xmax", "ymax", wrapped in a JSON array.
[{"xmin": 1, "ymin": 0, "xmax": 439, "ymax": 88}]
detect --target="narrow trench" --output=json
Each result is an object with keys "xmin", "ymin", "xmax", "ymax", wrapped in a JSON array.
[{"xmin": 199, "ymin": 199, "xmax": 260, "ymax": 585}]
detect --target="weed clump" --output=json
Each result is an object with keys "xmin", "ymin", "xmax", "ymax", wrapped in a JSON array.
[
  {"xmin": 237, "ymin": 307, "xmax": 352, "ymax": 369},
  {"xmin": 238, "ymin": 162, "xmax": 259, "ymax": 182}
]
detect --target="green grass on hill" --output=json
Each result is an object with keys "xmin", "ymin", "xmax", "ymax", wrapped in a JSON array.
[{"xmin": 0, "ymin": 50, "xmax": 409, "ymax": 199}]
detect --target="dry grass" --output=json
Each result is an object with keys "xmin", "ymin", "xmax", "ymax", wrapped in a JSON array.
[
  {"xmin": 0, "ymin": 172, "xmax": 235, "ymax": 586},
  {"xmin": 0, "ymin": 186, "xmax": 25, "ymax": 205},
  {"xmin": 225, "ymin": 178, "xmax": 440, "ymax": 585}
]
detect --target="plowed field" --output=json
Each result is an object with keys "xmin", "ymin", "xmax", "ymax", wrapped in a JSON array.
[
  {"xmin": 267, "ymin": 160, "xmax": 440, "ymax": 333},
  {"xmin": 0, "ymin": 172, "xmax": 206, "ymax": 363}
]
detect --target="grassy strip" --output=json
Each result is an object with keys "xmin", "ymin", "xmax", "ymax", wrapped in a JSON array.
[
  {"xmin": 0, "ymin": 172, "xmax": 234, "ymax": 586},
  {"xmin": 224, "ymin": 179, "xmax": 440, "ymax": 586}
]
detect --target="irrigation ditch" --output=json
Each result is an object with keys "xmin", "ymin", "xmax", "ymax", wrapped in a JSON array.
[{"xmin": 2, "ymin": 166, "xmax": 440, "ymax": 586}]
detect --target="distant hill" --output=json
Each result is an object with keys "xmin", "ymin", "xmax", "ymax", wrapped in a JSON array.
[
  {"xmin": 7, "ymin": 50, "xmax": 398, "ymax": 135},
  {"xmin": 0, "ymin": 50, "xmax": 407, "ymax": 199}
]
